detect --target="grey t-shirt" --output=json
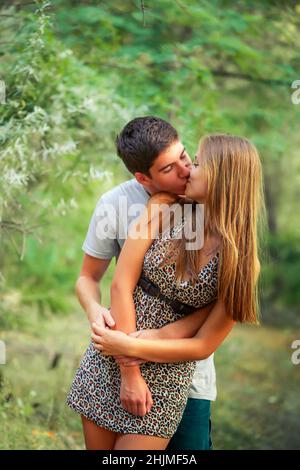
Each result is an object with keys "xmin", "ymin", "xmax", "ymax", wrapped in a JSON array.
[{"xmin": 82, "ymin": 178, "xmax": 217, "ymax": 401}]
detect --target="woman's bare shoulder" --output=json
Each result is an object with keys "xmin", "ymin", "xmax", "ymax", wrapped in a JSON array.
[{"xmin": 147, "ymin": 191, "xmax": 179, "ymax": 207}]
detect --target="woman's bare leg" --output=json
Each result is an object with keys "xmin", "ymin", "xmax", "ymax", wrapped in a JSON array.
[
  {"xmin": 81, "ymin": 415, "xmax": 118, "ymax": 450},
  {"xmin": 114, "ymin": 433, "xmax": 170, "ymax": 450}
]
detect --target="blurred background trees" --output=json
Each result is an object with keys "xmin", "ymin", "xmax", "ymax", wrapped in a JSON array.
[{"xmin": 1, "ymin": 0, "xmax": 299, "ymax": 327}]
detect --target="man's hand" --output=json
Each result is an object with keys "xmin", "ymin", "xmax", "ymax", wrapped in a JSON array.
[
  {"xmin": 120, "ymin": 373, "xmax": 153, "ymax": 416},
  {"xmin": 87, "ymin": 303, "xmax": 115, "ymax": 329}
]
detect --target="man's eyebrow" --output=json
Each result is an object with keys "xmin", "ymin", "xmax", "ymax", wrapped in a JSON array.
[{"xmin": 158, "ymin": 147, "xmax": 186, "ymax": 172}]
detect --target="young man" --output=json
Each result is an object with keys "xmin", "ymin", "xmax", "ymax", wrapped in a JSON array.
[{"xmin": 76, "ymin": 116, "xmax": 216, "ymax": 450}]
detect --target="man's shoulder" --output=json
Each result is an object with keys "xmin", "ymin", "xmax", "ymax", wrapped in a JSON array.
[
  {"xmin": 99, "ymin": 179, "xmax": 148, "ymax": 206},
  {"xmin": 101, "ymin": 179, "xmax": 140, "ymax": 199}
]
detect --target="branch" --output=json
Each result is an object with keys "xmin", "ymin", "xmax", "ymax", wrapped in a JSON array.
[
  {"xmin": 210, "ymin": 69, "xmax": 290, "ymax": 86},
  {"xmin": 1, "ymin": 1, "xmax": 40, "ymax": 7},
  {"xmin": 0, "ymin": 220, "xmax": 47, "ymax": 233},
  {"xmin": 83, "ymin": 58, "xmax": 291, "ymax": 87},
  {"xmin": 140, "ymin": 1, "xmax": 146, "ymax": 27}
]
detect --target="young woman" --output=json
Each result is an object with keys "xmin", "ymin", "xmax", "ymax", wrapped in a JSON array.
[{"xmin": 67, "ymin": 134, "xmax": 265, "ymax": 450}]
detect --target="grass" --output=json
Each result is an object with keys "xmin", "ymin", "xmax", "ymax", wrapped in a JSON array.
[
  {"xmin": 1, "ymin": 279, "xmax": 299, "ymax": 449},
  {"xmin": 213, "ymin": 324, "xmax": 300, "ymax": 449}
]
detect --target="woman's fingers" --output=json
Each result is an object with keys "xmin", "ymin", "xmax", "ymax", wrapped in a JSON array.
[
  {"xmin": 120, "ymin": 395, "xmax": 150, "ymax": 417},
  {"xmin": 123, "ymin": 399, "xmax": 135, "ymax": 416},
  {"xmin": 146, "ymin": 390, "xmax": 153, "ymax": 414},
  {"xmin": 92, "ymin": 323, "xmax": 105, "ymax": 335},
  {"xmin": 121, "ymin": 399, "xmax": 129, "ymax": 414},
  {"xmin": 137, "ymin": 400, "xmax": 147, "ymax": 417},
  {"xmin": 91, "ymin": 332, "xmax": 102, "ymax": 344},
  {"xmin": 128, "ymin": 330, "xmax": 143, "ymax": 338},
  {"xmin": 102, "ymin": 309, "xmax": 115, "ymax": 328}
]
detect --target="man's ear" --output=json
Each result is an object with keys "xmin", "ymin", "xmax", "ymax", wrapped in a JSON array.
[{"xmin": 134, "ymin": 172, "xmax": 151, "ymax": 185}]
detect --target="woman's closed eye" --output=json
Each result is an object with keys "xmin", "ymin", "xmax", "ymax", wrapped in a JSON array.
[{"xmin": 193, "ymin": 155, "xmax": 199, "ymax": 167}]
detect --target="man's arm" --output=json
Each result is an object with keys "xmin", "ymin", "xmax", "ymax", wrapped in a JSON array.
[
  {"xmin": 75, "ymin": 254, "xmax": 115, "ymax": 328},
  {"xmin": 158, "ymin": 301, "xmax": 216, "ymax": 339}
]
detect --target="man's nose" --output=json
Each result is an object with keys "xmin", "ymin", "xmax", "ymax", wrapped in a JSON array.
[{"xmin": 179, "ymin": 162, "xmax": 191, "ymax": 178}]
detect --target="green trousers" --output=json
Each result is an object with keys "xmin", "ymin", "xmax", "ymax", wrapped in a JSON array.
[{"xmin": 166, "ymin": 398, "xmax": 212, "ymax": 451}]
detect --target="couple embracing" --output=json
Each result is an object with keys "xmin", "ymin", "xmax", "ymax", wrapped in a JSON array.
[{"xmin": 66, "ymin": 116, "xmax": 265, "ymax": 450}]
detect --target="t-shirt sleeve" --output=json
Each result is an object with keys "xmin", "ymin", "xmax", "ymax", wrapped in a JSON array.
[{"xmin": 82, "ymin": 195, "xmax": 120, "ymax": 260}]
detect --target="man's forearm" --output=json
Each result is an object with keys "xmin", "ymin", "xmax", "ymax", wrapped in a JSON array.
[
  {"xmin": 76, "ymin": 275, "xmax": 103, "ymax": 325},
  {"xmin": 158, "ymin": 302, "xmax": 215, "ymax": 339}
]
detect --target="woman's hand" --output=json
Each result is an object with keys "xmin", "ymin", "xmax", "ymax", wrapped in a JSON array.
[
  {"xmin": 113, "ymin": 329, "xmax": 162, "ymax": 366},
  {"xmin": 91, "ymin": 323, "xmax": 132, "ymax": 356},
  {"xmin": 120, "ymin": 373, "xmax": 153, "ymax": 416}
]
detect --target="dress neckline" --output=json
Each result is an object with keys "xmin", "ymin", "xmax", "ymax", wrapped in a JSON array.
[{"xmin": 173, "ymin": 251, "xmax": 220, "ymax": 285}]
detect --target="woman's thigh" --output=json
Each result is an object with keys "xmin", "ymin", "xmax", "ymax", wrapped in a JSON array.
[
  {"xmin": 81, "ymin": 415, "xmax": 119, "ymax": 450},
  {"xmin": 114, "ymin": 434, "xmax": 170, "ymax": 450}
]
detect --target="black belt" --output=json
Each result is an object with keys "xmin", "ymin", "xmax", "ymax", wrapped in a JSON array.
[{"xmin": 137, "ymin": 274, "xmax": 195, "ymax": 315}]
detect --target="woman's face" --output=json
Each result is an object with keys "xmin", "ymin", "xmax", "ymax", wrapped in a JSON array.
[{"xmin": 184, "ymin": 150, "xmax": 208, "ymax": 203}]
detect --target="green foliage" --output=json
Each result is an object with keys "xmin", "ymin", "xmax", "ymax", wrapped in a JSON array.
[
  {"xmin": 0, "ymin": 1, "xmax": 142, "ymax": 325},
  {"xmin": 263, "ymin": 233, "xmax": 300, "ymax": 313},
  {"xmin": 0, "ymin": 0, "xmax": 299, "ymax": 451},
  {"xmin": 0, "ymin": 0, "xmax": 299, "ymax": 328}
]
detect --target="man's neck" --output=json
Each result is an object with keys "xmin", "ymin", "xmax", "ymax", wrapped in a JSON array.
[{"xmin": 138, "ymin": 182, "xmax": 152, "ymax": 197}]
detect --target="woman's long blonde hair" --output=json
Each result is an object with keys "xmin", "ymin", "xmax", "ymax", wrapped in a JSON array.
[{"xmin": 157, "ymin": 134, "xmax": 266, "ymax": 324}]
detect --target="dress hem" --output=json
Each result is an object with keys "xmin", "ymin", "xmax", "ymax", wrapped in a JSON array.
[{"xmin": 66, "ymin": 398, "xmax": 174, "ymax": 439}]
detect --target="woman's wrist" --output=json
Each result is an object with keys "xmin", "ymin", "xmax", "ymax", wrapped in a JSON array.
[
  {"xmin": 120, "ymin": 364, "xmax": 141, "ymax": 378},
  {"xmin": 119, "ymin": 337, "xmax": 141, "ymax": 376}
]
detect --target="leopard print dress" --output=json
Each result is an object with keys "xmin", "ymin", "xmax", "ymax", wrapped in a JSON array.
[{"xmin": 66, "ymin": 220, "xmax": 219, "ymax": 438}]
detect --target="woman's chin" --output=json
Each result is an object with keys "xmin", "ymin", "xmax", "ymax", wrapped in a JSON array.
[{"xmin": 184, "ymin": 185, "xmax": 193, "ymax": 199}]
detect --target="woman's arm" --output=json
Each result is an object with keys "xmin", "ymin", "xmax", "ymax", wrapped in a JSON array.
[
  {"xmin": 106, "ymin": 193, "xmax": 168, "ymax": 365},
  {"xmin": 130, "ymin": 299, "xmax": 235, "ymax": 362},
  {"xmin": 91, "ymin": 193, "xmax": 171, "ymax": 415},
  {"xmin": 112, "ymin": 303, "xmax": 216, "ymax": 366},
  {"xmin": 93, "ymin": 299, "xmax": 235, "ymax": 362}
]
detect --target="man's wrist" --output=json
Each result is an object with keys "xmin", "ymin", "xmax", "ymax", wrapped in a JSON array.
[{"xmin": 86, "ymin": 301, "xmax": 104, "ymax": 323}]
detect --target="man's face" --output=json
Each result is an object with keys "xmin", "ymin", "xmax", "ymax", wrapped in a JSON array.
[{"xmin": 135, "ymin": 140, "xmax": 192, "ymax": 195}]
